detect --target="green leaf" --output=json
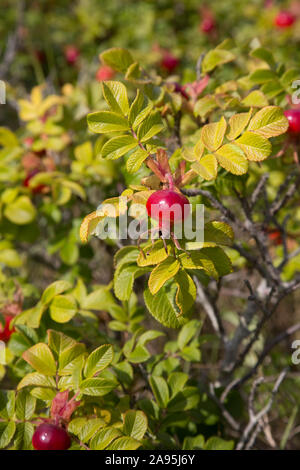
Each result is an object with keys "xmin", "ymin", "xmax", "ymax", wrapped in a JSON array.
[
  {"xmin": 0, "ymin": 422, "xmax": 16, "ymax": 449},
  {"xmin": 80, "ymin": 377, "xmax": 117, "ymax": 396},
  {"xmin": 168, "ymin": 372, "xmax": 189, "ymax": 398},
  {"xmin": 17, "ymin": 372, "xmax": 56, "ymax": 390},
  {"xmin": 101, "ymin": 135, "xmax": 137, "ymax": 160},
  {"xmin": 227, "ymin": 111, "xmax": 252, "ymax": 140},
  {"xmin": 13, "ymin": 422, "xmax": 34, "ymax": 450},
  {"xmin": 90, "ymin": 427, "xmax": 122, "ymax": 450},
  {"xmin": 129, "ymin": 90, "xmax": 146, "ymax": 125},
  {"xmin": 16, "ymin": 390, "xmax": 36, "ymax": 420},
  {"xmin": 148, "ymin": 257, "xmax": 180, "ymax": 295},
  {"xmin": 114, "ymin": 265, "xmax": 148, "ymax": 301},
  {"xmin": 215, "ymin": 143, "xmax": 248, "ymax": 175},
  {"xmin": 249, "ymin": 69, "xmax": 277, "ymax": 84},
  {"xmin": 126, "ymin": 345, "xmax": 150, "ymax": 363},
  {"xmin": 100, "ymin": 48, "xmax": 134, "ymax": 73},
  {"xmin": 81, "ymin": 287, "xmax": 115, "ymax": 311},
  {"xmin": 41, "ymin": 280, "xmax": 72, "ymax": 305},
  {"xmin": 178, "ymin": 320, "xmax": 201, "ymax": 350},
  {"xmin": 241, "ymin": 90, "xmax": 268, "ymax": 108},
  {"xmin": 137, "ymin": 111, "xmax": 164, "ymax": 142},
  {"xmin": 84, "ymin": 344, "xmax": 114, "ymax": 378},
  {"xmin": 22, "ymin": 343, "xmax": 56, "ymax": 376},
  {"xmin": 204, "ymin": 221, "xmax": 234, "ymax": 246},
  {"xmin": 137, "ymin": 239, "xmax": 170, "ymax": 266},
  {"xmin": 126, "ymin": 147, "xmax": 148, "ymax": 173},
  {"xmin": 87, "ymin": 111, "xmax": 129, "ymax": 134},
  {"xmin": 102, "ymin": 81, "xmax": 129, "ymax": 116},
  {"xmin": 123, "ymin": 410, "xmax": 147, "ymax": 441},
  {"xmin": 247, "ymin": 106, "xmax": 289, "ymax": 138},
  {"xmin": 132, "ymin": 104, "xmax": 153, "ymax": 130},
  {"xmin": 4, "ymin": 196, "xmax": 36, "ymax": 225},
  {"xmin": 144, "ymin": 286, "xmax": 189, "ymax": 328},
  {"xmin": 106, "ymin": 436, "xmax": 142, "ymax": 450},
  {"xmin": 201, "ymin": 117, "xmax": 227, "ymax": 152},
  {"xmin": 0, "ymin": 391, "xmax": 15, "ymax": 419},
  {"xmin": 250, "ymin": 48, "xmax": 275, "ymax": 68},
  {"xmin": 202, "ymin": 49, "xmax": 235, "ymax": 73},
  {"xmin": 235, "ymin": 131, "xmax": 271, "ymax": 161},
  {"xmin": 149, "ymin": 376, "xmax": 169, "ymax": 408},
  {"xmin": 58, "ymin": 344, "xmax": 86, "ymax": 376},
  {"xmin": 174, "ymin": 271, "xmax": 196, "ymax": 315},
  {"xmin": 191, "ymin": 154, "xmax": 218, "ymax": 181},
  {"xmin": 194, "ymin": 95, "xmax": 218, "ymax": 119},
  {"xmin": 77, "ymin": 419, "xmax": 106, "ymax": 443},
  {"xmin": 50, "ymin": 294, "xmax": 77, "ymax": 323},
  {"xmin": 204, "ymin": 436, "xmax": 234, "ymax": 450}
]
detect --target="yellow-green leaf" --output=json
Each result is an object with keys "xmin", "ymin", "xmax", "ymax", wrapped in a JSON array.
[
  {"xmin": 22, "ymin": 344, "xmax": 56, "ymax": 376},
  {"xmin": 191, "ymin": 154, "xmax": 218, "ymax": 181},
  {"xmin": 101, "ymin": 81, "xmax": 129, "ymax": 116},
  {"xmin": 101, "ymin": 135, "xmax": 137, "ymax": 160},
  {"xmin": 202, "ymin": 49, "xmax": 235, "ymax": 73},
  {"xmin": 87, "ymin": 111, "xmax": 129, "ymax": 134},
  {"xmin": 201, "ymin": 117, "xmax": 227, "ymax": 152},
  {"xmin": 80, "ymin": 211, "xmax": 105, "ymax": 243},
  {"xmin": 235, "ymin": 131, "xmax": 271, "ymax": 161},
  {"xmin": 126, "ymin": 147, "xmax": 148, "ymax": 173},
  {"xmin": 227, "ymin": 111, "xmax": 252, "ymax": 140},
  {"xmin": 49, "ymin": 295, "xmax": 77, "ymax": 323},
  {"xmin": 241, "ymin": 90, "xmax": 268, "ymax": 108},
  {"xmin": 247, "ymin": 106, "xmax": 289, "ymax": 138},
  {"xmin": 215, "ymin": 144, "xmax": 248, "ymax": 175},
  {"xmin": 148, "ymin": 257, "xmax": 180, "ymax": 294}
]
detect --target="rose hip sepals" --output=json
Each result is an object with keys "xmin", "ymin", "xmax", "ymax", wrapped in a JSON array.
[{"xmin": 50, "ymin": 390, "xmax": 81, "ymax": 425}]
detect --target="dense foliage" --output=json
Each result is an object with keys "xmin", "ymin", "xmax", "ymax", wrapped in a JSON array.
[{"xmin": 1, "ymin": 0, "xmax": 300, "ymax": 451}]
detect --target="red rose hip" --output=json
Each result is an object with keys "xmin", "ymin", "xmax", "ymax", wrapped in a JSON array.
[
  {"xmin": 96, "ymin": 65, "xmax": 115, "ymax": 81},
  {"xmin": 200, "ymin": 17, "xmax": 215, "ymax": 33},
  {"xmin": 284, "ymin": 109, "xmax": 300, "ymax": 135},
  {"xmin": 161, "ymin": 53, "xmax": 179, "ymax": 73},
  {"xmin": 146, "ymin": 190, "xmax": 190, "ymax": 227},
  {"xmin": 0, "ymin": 316, "xmax": 15, "ymax": 343},
  {"xmin": 32, "ymin": 423, "xmax": 71, "ymax": 450},
  {"xmin": 64, "ymin": 45, "xmax": 80, "ymax": 65},
  {"xmin": 275, "ymin": 11, "xmax": 295, "ymax": 28}
]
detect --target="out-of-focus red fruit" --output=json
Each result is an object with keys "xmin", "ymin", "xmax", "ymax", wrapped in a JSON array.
[
  {"xmin": 267, "ymin": 229, "xmax": 283, "ymax": 246},
  {"xmin": 0, "ymin": 316, "xmax": 15, "ymax": 343},
  {"xmin": 23, "ymin": 169, "xmax": 46, "ymax": 194},
  {"xmin": 161, "ymin": 52, "xmax": 179, "ymax": 73},
  {"xmin": 34, "ymin": 50, "xmax": 46, "ymax": 63},
  {"xmin": 32, "ymin": 424, "xmax": 71, "ymax": 451},
  {"xmin": 64, "ymin": 45, "xmax": 80, "ymax": 65},
  {"xmin": 172, "ymin": 82, "xmax": 189, "ymax": 100},
  {"xmin": 146, "ymin": 190, "xmax": 190, "ymax": 228},
  {"xmin": 200, "ymin": 17, "xmax": 216, "ymax": 33},
  {"xmin": 274, "ymin": 10, "xmax": 295, "ymax": 28},
  {"xmin": 284, "ymin": 109, "xmax": 300, "ymax": 135},
  {"xmin": 24, "ymin": 137, "xmax": 34, "ymax": 148},
  {"xmin": 96, "ymin": 65, "xmax": 115, "ymax": 81}
]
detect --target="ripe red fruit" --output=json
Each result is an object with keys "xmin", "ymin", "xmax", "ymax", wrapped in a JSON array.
[
  {"xmin": 146, "ymin": 190, "xmax": 190, "ymax": 227},
  {"xmin": 274, "ymin": 10, "xmax": 295, "ymax": 28},
  {"xmin": 200, "ymin": 17, "xmax": 215, "ymax": 33},
  {"xmin": 0, "ymin": 316, "xmax": 15, "ymax": 343},
  {"xmin": 161, "ymin": 53, "xmax": 179, "ymax": 73},
  {"xmin": 32, "ymin": 423, "xmax": 71, "ymax": 450},
  {"xmin": 23, "ymin": 169, "xmax": 46, "ymax": 194},
  {"xmin": 284, "ymin": 109, "xmax": 300, "ymax": 135},
  {"xmin": 64, "ymin": 45, "xmax": 80, "ymax": 65},
  {"xmin": 96, "ymin": 65, "xmax": 115, "ymax": 81},
  {"xmin": 267, "ymin": 229, "xmax": 282, "ymax": 246}
]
